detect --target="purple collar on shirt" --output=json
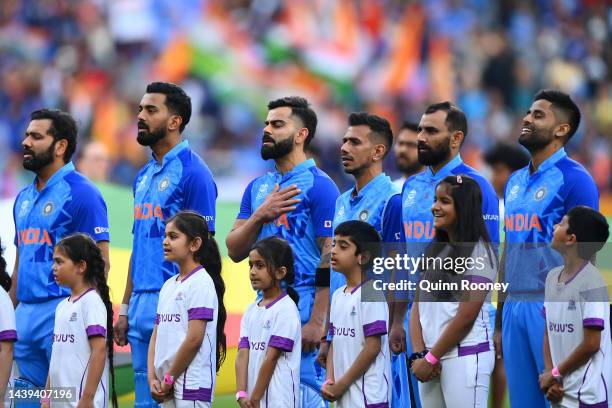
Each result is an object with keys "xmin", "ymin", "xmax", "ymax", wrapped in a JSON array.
[
  {"xmin": 70, "ymin": 287, "xmax": 94, "ymax": 303},
  {"xmin": 179, "ymin": 265, "xmax": 204, "ymax": 283}
]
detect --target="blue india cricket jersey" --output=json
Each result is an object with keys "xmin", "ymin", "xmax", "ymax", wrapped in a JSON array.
[
  {"xmin": 131, "ymin": 140, "xmax": 217, "ymax": 292},
  {"xmin": 237, "ymin": 159, "xmax": 339, "ymax": 290},
  {"xmin": 13, "ymin": 162, "xmax": 109, "ymax": 303},
  {"xmin": 503, "ymin": 148, "xmax": 598, "ymax": 293}
]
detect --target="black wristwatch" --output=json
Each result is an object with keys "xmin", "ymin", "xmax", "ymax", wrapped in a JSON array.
[{"xmin": 408, "ymin": 350, "xmax": 428, "ymax": 368}]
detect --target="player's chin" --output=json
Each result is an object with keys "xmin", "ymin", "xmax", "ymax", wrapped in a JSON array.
[{"xmin": 163, "ymin": 251, "xmax": 175, "ymax": 262}]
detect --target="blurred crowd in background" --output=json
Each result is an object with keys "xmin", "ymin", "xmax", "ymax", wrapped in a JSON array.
[{"xmin": 0, "ymin": 0, "xmax": 610, "ymax": 200}]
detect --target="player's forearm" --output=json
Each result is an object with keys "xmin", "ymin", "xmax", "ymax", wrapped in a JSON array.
[
  {"xmin": 121, "ymin": 255, "xmax": 133, "ymax": 305},
  {"xmin": 250, "ymin": 348, "xmax": 281, "ymax": 401},
  {"xmin": 0, "ymin": 343, "xmax": 13, "ymax": 400},
  {"xmin": 543, "ymin": 329, "xmax": 553, "ymax": 370},
  {"xmin": 409, "ymin": 299, "xmax": 425, "ymax": 351},
  {"xmin": 556, "ymin": 330, "xmax": 601, "ymax": 376},
  {"xmin": 166, "ymin": 329, "xmax": 205, "ymax": 378},
  {"xmin": 147, "ymin": 328, "xmax": 157, "ymax": 380},
  {"xmin": 309, "ymin": 287, "xmax": 329, "ymax": 326},
  {"xmin": 336, "ymin": 337, "xmax": 380, "ymax": 390},
  {"xmin": 81, "ymin": 340, "xmax": 106, "ymax": 400},
  {"xmin": 97, "ymin": 241, "xmax": 110, "ymax": 279},
  {"xmin": 430, "ymin": 301, "xmax": 482, "ymax": 359},
  {"xmin": 9, "ymin": 253, "xmax": 18, "ymax": 306},
  {"xmin": 495, "ymin": 243, "xmax": 507, "ymax": 330},
  {"xmin": 392, "ymin": 301, "xmax": 408, "ymax": 329},
  {"xmin": 235, "ymin": 348, "xmax": 249, "ymax": 392},
  {"xmin": 325, "ymin": 343, "xmax": 335, "ymax": 380},
  {"xmin": 226, "ymin": 219, "xmax": 264, "ymax": 262}
]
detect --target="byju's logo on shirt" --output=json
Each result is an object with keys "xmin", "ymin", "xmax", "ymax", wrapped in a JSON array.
[
  {"xmin": 158, "ymin": 313, "xmax": 181, "ymax": 323},
  {"xmin": 53, "ymin": 333, "xmax": 75, "ymax": 343},
  {"xmin": 331, "ymin": 325, "xmax": 355, "ymax": 337},
  {"xmin": 251, "ymin": 341, "xmax": 266, "ymax": 350}
]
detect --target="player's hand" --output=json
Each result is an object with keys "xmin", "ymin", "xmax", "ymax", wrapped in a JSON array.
[
  {"xmin": 247, "ymin": 397, "xmax": 260, "ymax": 408},
  {"xmin": 546, "ymin": 382, "xmax": 563, "ymax": 403},
  {"xmin": 149, "ymin": 378, "xmax": 165, "ymax": 403},
  {"xmin": 237, "ymin": 397, "xmax": 250, "ymax": 408},
  {"xmin": 326, "ymin": 379, "xmax": 348, "ymax": 400},
  {"xmin": 321, "ymin": 380, "xmax": 336, "ymax": 402},
  {"xmin": 316, "ymin": 341, "xmax": 329, "ymax": 367},
  {"xmin": 411, "ymin": 358, "xmax": 441, "ymax": 382},
  {"xmin": 301, "ymin": 320, "xmax": 322, "ymax": 353},
  {"xmin": 389, "ymin": 322, "xmax": 406, "ymax": 354},
  {"xmin": 493, "ymin": 329, "xmax": 503, "ymax": 360},
  {"xmin": 76, "ymin": 396, "xmax": 95, "ymax": 408},
  {"xmin": 538, "ymin": 370, "xmax": 556, "ymax": 392},
  {"xmin": 113, "ymin": 315, "xmax": 128, "ymax": 346},
  {"xmin": 252, "ymin": 184, "xmax": 301, "ymax": 223}
]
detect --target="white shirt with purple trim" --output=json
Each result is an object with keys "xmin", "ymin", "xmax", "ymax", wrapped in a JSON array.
[
  {"xmin": 418, "ymin": 241, "xmax": 497, "ymax": 360},
  {"xmin": 238, "ymin": 292, "xmax": 301, "ymax": 408},
  {"xmin": 0, "ymin": 287, "xmax": 17, "ymax": 389},
  {"xmin": 49, "ymin": 288, "xmax": 108, "ymax": 408},
  {"xmin": 329, "ymin": 281, "xmax": 391, "ymax": 408},
  {"xmin": 544, "ymin": 263, "xmax": 611, "ymax": 407},
  {"xmin": 154, "ymin": 266, "xmax": 218, "ymax": 403}
]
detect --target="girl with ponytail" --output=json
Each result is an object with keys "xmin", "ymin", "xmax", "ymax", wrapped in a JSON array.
[
  {"xmin": 0, "ymin": 239, "xmax": 17, "ymax": 406},
  {"xmin": 235, "ymin": 236, "xmax": 301, "ymax": 408},
  {"xmin": 44, "ymin": 233, "xmax": 117, "ymax": 408},
  {"xmin": 148, "ymin": 210, "xmax": 226, "ymax": 407}
]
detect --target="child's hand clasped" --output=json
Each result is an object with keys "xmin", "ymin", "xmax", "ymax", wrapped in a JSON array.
[{"xmin": 411, "ymin": 358, "xmax": 442, "ymax": 382}]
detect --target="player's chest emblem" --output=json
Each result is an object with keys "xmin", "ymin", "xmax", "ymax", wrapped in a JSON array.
[
  {"xmin": 158, "ymin": 177, "xmax": 170, "ymax": 192},
  {"xmin": 506, "ymin": 185, "xmax": 520, "ymax": 202},
  {"xmin": 350, "ymin": 306, "xmax": 357, "ymax": 316},
  {"xmin": 534, "ymin": 187, "xmax": 547, "ymax": 201},
  {"xmin": 175, "ymin": 292, "xmax": 184, "ymax": 301},
  {"xmin": 42, "ymin": 201, "xmax": 54, "ymax": 216},
  {"xmin": 337, "ymin": 205, "xmax": 345, "ymax": 220},
  {"xmin": 136, "ymin": 175, "xmax": 148, "ymax": 192},
  {"xmin": 359, "ymin": 210, "xmax": 369, "ymax": 221},
  {"xmin": 404, "ymin": 189, "xmax": 417, "ymax": 207},
  {"xmin": 567, "ymin": 299, "xmax": 576, "ymax": 310},
  {"xmin": 69, "ymin": 312, "xmax": 78, "ymax": 322},
  {"xmin": 256, "ymin": 184, "xmax": 269, "ymax": 201},
  {"xmin": 263, "ymin": 320, "xmax": 271, "ymax": 330},
  {"xmin": 19, "ymin": 200, "xmax": 30, "ymax": 216}
]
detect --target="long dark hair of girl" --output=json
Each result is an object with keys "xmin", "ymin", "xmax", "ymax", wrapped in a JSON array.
[
  {"xmin": 166, "ymin": 211, "xmax": 227, "ymax": 373},
  {"xmin": 55, "ymin": 234, "xmax": 117, "ymax": 408},
  {"xmin": 426, "ymin": 175, "xmax": 496, "ymax": 266},
  {"xmin": 0, "ymin": 239, "xmax": 10, "ymax": 292},
  {"xmin": 250, "ymin": 236, "xmax": 300, "ymax": 306}
]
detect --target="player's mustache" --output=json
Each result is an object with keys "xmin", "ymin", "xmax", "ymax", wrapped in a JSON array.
[
  {"xmin": 138, "ymin": 121, "xmax": 149, "ymax": 130},
  {"xmin": 417, "ymin": 141, "xmax": 430, "ymax": 150},
  {"xmin": 262, "ymin": 134, "xmax": 275, "ymax": 144}
]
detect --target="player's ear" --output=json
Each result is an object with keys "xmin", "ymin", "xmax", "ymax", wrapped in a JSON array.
[
  {"xmin": 190, "ymin": 236, "xmax": 203, "ymax": 253},
  {"xmin": 54, "ymin": 139, "xmax": 68, "ymax": 160},
  {"xmin": 295, "ymin": 127, "xmax": 309, "ymax": 146},
  {"xmin": 373, "ymin": 143, "xmax": 386, "ymax": 162},
  {"xmin": 78, "ymin": 259, "xmax": 87, "ymax": 275},
  {"xmin": 554, "ymin": 123, "xmax": 571, "ymax": 140},
  {"xmin": 275, "ymin": 266, "xmax": 287, "ymax": 280},
  {"xmin": 168, "ymin": 114, "xmax": 182, "ymax": 132},
  {"xmin": 360, "ymin": 250, "xmax": 372, "ymax": 266},
  {"xmin": 450, "ymin": 131, "xmax": 464, "ymax": 149}
]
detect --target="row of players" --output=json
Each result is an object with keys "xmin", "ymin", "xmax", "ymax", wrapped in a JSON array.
[{"xmin": 0, "ymin": 82, "xmax": 609, "ymax": 407}]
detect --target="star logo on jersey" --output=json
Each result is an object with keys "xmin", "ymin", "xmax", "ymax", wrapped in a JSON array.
[
  {"xmin": 175, "ymin": 292, "xmax": 184, "ymax": 301},
  {"xmin": 263, "ymin": 320, "xmax": 271, "ymax": 329},
  {"xmin": 350, "ymin": 306, "xmax": 356, "ymax": 316},
  {"xmin": 159, "ymin": 177, "xmax": 170, "ymax": 192},
  {"xmin": 534, "ymin": 187, "xmax": 546, "ymax": 201},
  {"xmin": 69, "ymin": 312, "xmax": 77, "ymax": 322},
  {"xmin": 359, "ymin": 210, "xmax": 369, "ymax": 221},
  {"xmin": 256, "ymin": 184, "xmax": 269, "ymax": 201},
  {"xmin": 405, "ymin": 189, "xmax": 417, "ymax": 207},
  {"xmin": 42, "ymin": 202, "xmax": 54, "ymax": 216},
  {"xmin": 506, "ymin": 185, "xmax": 520, "ymax": 202},
  {"xmin": 568, "ymin": 299, "xmax": 576, "ymax": 310}
]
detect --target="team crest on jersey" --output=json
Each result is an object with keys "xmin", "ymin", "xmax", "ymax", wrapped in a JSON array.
[
  {"xmin": 256, "ymin": 184, "xmax": 269, "ymax": 201},
  {"xmin": 506, "ymin": 185, "xmax": 520, "ymax": 202},
  {"xmin": 359, "ymin": 210, "xmax": 369, "ymax": 221},
  {"xmin": 158, "ymin": 177, "xmax": 170, "ymax": 192},
  {"xmin": 405, "ymin": 189, "xmax": 417, "ymax": 207},
  {"xmin": 568, "ymin": 299, "xmax": 576, "ymax": 310},
  {"xmin": 175, "ymin": 292, "xmax": 184, "ymax": 301},
  {"xmin": 42, "ymin": 202, "xmax": 54, "ymax": 216},
  {"xmin": 263, "ymin": 320, "xmax": 271, "ymax": 329},
  {"xmin": 69, "ymin": 312, "xmax": 77, "ymax": 322},
  {"xmin": 534, "ymin": 187, "xmax": 546, "ymax": 201}
]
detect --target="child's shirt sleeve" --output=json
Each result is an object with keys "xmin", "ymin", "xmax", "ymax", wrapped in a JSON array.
[
  {"xmin": 83, "ymin": 295, "xmax": 108, "ymax": 338},
  {"xmin": 238, "ymin": 305, "xmax": 252, "ymax": 350},
  {"xmin": 361, "ymin": 301, "xmax": 388, "ymax": 338},
  {"xmin": 186, "ymin": 276, "xmax": 215, "ymax": 322},
  {"xmin": 268, "ymin": 304, "xmax": 300, "ymax": 352}
]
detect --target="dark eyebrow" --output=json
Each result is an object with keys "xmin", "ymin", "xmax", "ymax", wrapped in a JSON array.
[
  {"xmin": 342, "ymin": 136, "xmax": 360, "ymax": 143},
  {"xmin": 25, "ymin": 131, "xmax": 45, "ymax": 138},
  {"xmin": 264, "ymin": 119, "xmax": 286, "ymax": 126},
  {"xmin": 139, "ymin": 104, "xmax": 159, "ymax": 110}
]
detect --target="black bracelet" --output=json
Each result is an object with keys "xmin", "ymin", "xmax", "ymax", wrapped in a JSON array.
[{"xmin": 408, "ymin": 350, "xmax": 428, "ymax": 368}]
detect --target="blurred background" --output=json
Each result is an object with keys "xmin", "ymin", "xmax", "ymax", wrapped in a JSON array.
[{"xmin": 0, "ymin": 0, "xmax": 610, "ymax": 198}]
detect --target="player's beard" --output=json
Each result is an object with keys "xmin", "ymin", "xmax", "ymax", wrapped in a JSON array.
[
  {"xmin": 23, "ymin": 141, "xmax": 55, "ymax": 171},
  {"xmin": 519, "ymin": 126, "xmax": 553, "ymax": 153},
  {"xmin": 418, "ymin": 138, "xmax": 451, "ymax": 167},
  {"xmin": 137, "ymin": 126, "xmax": 167, "ymax": 147},
  {"xmin": 397, "ymin": 156, "xmax": 422, "ymax": 174},
  {"xmin": 261, "ymin": 135, "xmax": 294, "ymax": 160}
]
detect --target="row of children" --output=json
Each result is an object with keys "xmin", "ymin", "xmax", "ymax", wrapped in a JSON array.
[{"xmin": 0, "ymin": 174, "xmax": 610, "ymax": 407}]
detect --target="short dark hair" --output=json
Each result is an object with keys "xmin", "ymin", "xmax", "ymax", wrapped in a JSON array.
[
  {"xmin": 484, "ymin": 142, "xmax": 530, "ymax": 171},
  {"xmin": 267, "ymin": 96, "xmax": 317, "ymax": 147},
  {"xmin": 348, "ymin": 112, "xmax": 393, "ymax": 156},
  {"xmin": 566, "ymin": 206, "xmax": 609, "ymax": 260},
  {"xmin": 334, "ymin": 220, "xmax": 381, "ymax": 269},
  {"xmin": 399, "ymin": 121, "xmax": 419, "ymax": 133},
  {"xmin": 424, "ymin": 101, "xmax": 468, "ymax": 143},
  {"xmin": 30, "ymin": 109, "xmax": 78, "ymax": 163},
  {"xmin": 146, "ymin": 82, "xmax": 192, "ymax": 133},
  {"xmin": 533, "ymin": 89, "xmax": 581, "ymax": 142}
]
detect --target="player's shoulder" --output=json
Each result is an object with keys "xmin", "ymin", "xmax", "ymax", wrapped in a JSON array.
[
  {"xmin": 179, "ymin": 148, "xmax": 214, "ymax": 179},
  {"xmin": 0, "ymin": 287, "xmax": 13, "ymax": 309},
  {"xmin": 454, "ymin": 163, "xmax": 495, "ymax": 190},
  {"xmin": 65, "ymin": 170, "xmax": 104, "ymax": 196},
  {"xmin": 331, "ymin": 285, "xmax": 346, "ymax": 301},
  {"xmin": 310, "ymin": 167, "xmax": 339, "ymax": 187},
  {"xmin": 81, "ymin": 289, "xmax": 105, "ymax": 308},
  {"xmin": 308, "ymin": 168, "xmax": 340, "ymax": 198},
  {"xmin": 554, "ymin": 155, "xmax": 596, "ymax": 185},
  {"xmin": 545, "ymin": 265, "xmax": 563, "ymax": 287},
  {"xmin": 192, "ymin": 267, "xmax": 216, "ymax": 290}
]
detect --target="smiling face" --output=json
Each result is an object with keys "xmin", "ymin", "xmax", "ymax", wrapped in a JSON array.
[
  {"xmin": 431, "ymin": 183, "xmax": 457, "ymax": 233},
  {"xmin": 22, "ymin": 119, "xmax": 60, "ymax": 171},
  {"xmin": 417, "ymin": 110, "xmax": 452, "ymax": 167},
  {"xmin": 519, "ymin": 99, "xmax": 558, "ymax": 152},
  {"xmin": 52, "ymin": 246, "xmax": 83, "ymax": 287},
  {"xmin": 261, "ymin": 107, "xmax": 301, "ymax": 160},
  {"xmin": 137, "ymin": 93, "xmax": 171, "ymax": 146}
]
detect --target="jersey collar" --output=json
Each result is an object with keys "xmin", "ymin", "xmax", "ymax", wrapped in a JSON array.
[
  {"xmin": 424, "ymin": 154, "xmax": 463, "ymax": 182},
  {"xmin": 34, "ymin": 161, "xmax": 75, "ymax": 191},
  {"xmin": 529, "ymin": 148, "xmax": 566, "ymax": 175},
  {"xmin": 272, "ymin": 158, "xmax": 315, "ymax": 181},
  {"xmin": 349, "ymin": 173, "xmax": 391, "ymax": 203},
  {"xmin": 152, "ymin": 140, "xmax": 189, "ymax": 167}
]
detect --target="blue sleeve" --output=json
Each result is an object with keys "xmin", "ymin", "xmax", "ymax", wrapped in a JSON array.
[
  {"xmin": 479, "ymin": 180, "xmax": 500, "ymax": 244},
  {"xmin": 70, "ymin": 185, "xmax": 110, "ymax": 242},
  {"xmin": 237, "ymin": 180, "xmax": 255, "ymax": 220},
  {"xmin": 382, "ymin": 194, "xmax": 402, "ymax": 243},
  {"xmin": 308, "ymin": 176, "xmax": 340, "ymax": 237},
  {"xmin": 12, "ymin": 197, "xmax": 18, "ymax": 246},
  {"xmin": 182, "ymin": 169, "xmax": 218, "ymax": 233},
  {"xmin": 563, "ymin": 169, "xmax": 599, "ymax": 212}
]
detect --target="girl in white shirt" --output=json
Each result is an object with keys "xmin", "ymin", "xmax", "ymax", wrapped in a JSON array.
[
  {"xmin": 410, "ymin": 175, "xmax": 497, "ymax": 408},
  {"xmin": 44, "ymin": 233, "xmax": 117, "ymax": 408},
  {"xmin": 235, "ymin": 236, "xmax": 301, "ymax": 408},
  {"xmin": 148, "ymin": 211, "xmax": 227, "ymax": 408},
  {"xmin": 0, "ymin": 241, "xmax": 16, "ymax": 408}
]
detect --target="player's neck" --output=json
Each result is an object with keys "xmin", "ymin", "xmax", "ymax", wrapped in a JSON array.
[
  {"xmin": 151, "ymin": 134, "xmax": 181, "ymax": 164},
  {"xmin": 178, "ymin": 259, "xmax": 201, "ymax": 280},
  {"xmin": 69, "ymin": 281, "xmax": 93, "ymax": 301},
  {"xmin": 35, "ymin": 160, "xmax": 65, "ymax": 191},
  {"xmin": 275, "ymin": 150, "xmax": 307, "ymax": 174},
  {"xmin": 561, "ymin": 253, "xmax": 588, "ymax": 279},
  {"xmin": 529, "ymin": 143, "xmax": 562, "ymax": 173},
  {"xmin": 344, "ymin": 269, "xmax": 365, "ymax": 291},
  {"xmin": 261, "ymin": 285, "xmax": 283, "ymax": 304},
  {"xmin": 353, "ymin": 166, "xmax": 382, "ymax": 195}
]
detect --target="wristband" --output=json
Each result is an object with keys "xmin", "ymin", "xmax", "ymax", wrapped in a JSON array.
[
  {"xmin": 164, "ymin": 373, "xmax": 174, "ymax": 385},
  {"xmin": 551, "ymin": 367, "xmax": 561, "ymax": 379},
  {"xmin": 118, "ymin": 304, "xmax": 129, "ymax": 316},
  {"xmin": 235, "ymin": 391, "xmax": 248, "ymax": 401},
  {"xmin": 424, "ymin": 351, "xmax": 439, "ymax": 365},
  {"xmin": 315, "ymin": 267, "xmax": 330, "ymax": 287}
]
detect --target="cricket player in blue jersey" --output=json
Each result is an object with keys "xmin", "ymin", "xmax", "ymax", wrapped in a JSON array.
[
  {"xmin": 113, "ymin": 82, "xmax": 217, "ymax": 408},
  {"xmin": 315, "ymin": 111, "xmax": 402, "ymax": 365},
  {"xmin": 391, "ymin": 102, "xmax": 500, "ymax": 408},
  {"xmin": 495, "ymin": 90, "xmax": 598, "ymax": 408},
  {"xmin": 226, "ymin": 96, "xmax": 339, "ymax": 406},
  {"xmin": 10, "ymin": 109, "xmax": 110, "ymax": 402}
]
